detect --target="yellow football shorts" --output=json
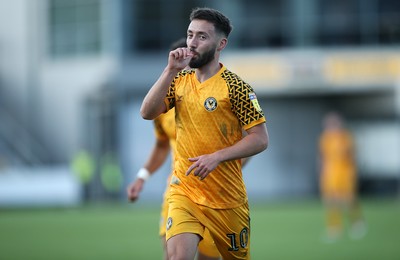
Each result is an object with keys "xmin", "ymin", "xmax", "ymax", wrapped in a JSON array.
[
  {"xmin": 166, "ymin": 194, "xmax": 251, "ymax": 259},
  {"xmin": 321, "ymin": 171, "xmax": 356, "ymax": 201},
  {"xmin": 160, "ymin": 192, "xmax": 220, "ymax": 258}
]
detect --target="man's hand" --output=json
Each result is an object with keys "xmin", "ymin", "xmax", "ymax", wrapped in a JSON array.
[
  {"xmin": 168, "ymin": 48, "xmax": 193, "ymax": 71},
  {"xmin": 185, "ymin": 154, "xmax": 221, "ymax": 180},
  {"xmin": 127, "ymin": 179, "xmax": 145, "ymax": 202}
]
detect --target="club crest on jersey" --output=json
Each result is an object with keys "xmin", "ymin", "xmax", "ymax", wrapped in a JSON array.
[
  {"xmin": 166, "ymin": 217, "xmax": 173, "ymax": 230},
  {"xmin": 249, "ymin": 92, "xmax": 262, "ymax": 113},
  {"xmin": 204, "ymin": 97, "xmax": 217, "ymax": 112}
]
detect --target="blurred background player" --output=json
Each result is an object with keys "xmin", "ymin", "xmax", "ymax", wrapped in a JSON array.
[
  {"xmin": 318, "ymin": 111, "xmax": 367, "ymax": 242},
  {"xmin": 126, "ymin": 37, "xmax": 222, "ymax": 260}
]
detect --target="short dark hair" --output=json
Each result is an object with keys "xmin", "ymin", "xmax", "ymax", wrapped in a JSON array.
[
  {"xmin": 169, "ymin": 37, "xmax": 187, "ymax": 50},
  {"xmin": 189, "ymin": 7, "xmax": 232, "ymax": 37}
]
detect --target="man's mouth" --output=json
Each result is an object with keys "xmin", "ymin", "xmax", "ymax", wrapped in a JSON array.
[{"xmin": 189, "ymin": 49, "xmax": 198, "ymax": 56}]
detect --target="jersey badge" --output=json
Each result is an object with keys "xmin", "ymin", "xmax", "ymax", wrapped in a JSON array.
[
  {"xmin": 166, "ymin": 217, "xmax": 173, "ymax": 230},
  {"xmin": 249, "ymin": 92, "xmax": 262, "ymax": 113},
  {"xmin": 204, "ymin": 97, "xmax": 218, "ymax": 112},
  {"xmin": 170, "ymin": 175, "xmax": 180, "ymax": 185}
]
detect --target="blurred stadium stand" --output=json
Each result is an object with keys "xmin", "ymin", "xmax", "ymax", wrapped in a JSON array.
[
  {"xmin": 0, "ymin": 0, "xmax": 399, "ymax": 206},
  {"xmin": 0, "ymin": 102, "xmax": 53, "ymax": 166}
]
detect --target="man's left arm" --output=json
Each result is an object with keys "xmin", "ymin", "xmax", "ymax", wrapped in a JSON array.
[
  {"xmin": 217, "ymin": 123, "xmax": 268, "ymax": 162},
  {"xmin": 186, "ymin": 123, "xmax": 268, "ymax": 179}
]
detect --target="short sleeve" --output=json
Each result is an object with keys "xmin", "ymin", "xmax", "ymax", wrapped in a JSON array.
[{"xmin": 224, "ymin": 70, "xmax": 266, "ymax": 130}]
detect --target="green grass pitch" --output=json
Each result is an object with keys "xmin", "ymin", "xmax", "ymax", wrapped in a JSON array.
[{"xmin": 0, "ymin": 198, "xmax": 399, "ymax": 259}]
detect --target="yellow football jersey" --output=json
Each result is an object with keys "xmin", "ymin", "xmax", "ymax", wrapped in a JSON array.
[
  {"xmin": 319, "ymin": 129, "xmax": 356, "ymax": 198},
  {"xmin": 165, "ymin": 64, "xmax": 266, "ymax": 209},
  {"xmin": 153, "ymin": 108, "xmax": 176, "ymax": 236},
  {"xmin": 153, "ymin": 107, "xmax": 176, "ymax": 167},
  {"xmin": 319, "ymin": 129, "xmax": 355, "ymax": 177}
]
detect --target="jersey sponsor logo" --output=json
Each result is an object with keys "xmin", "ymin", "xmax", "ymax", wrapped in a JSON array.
[
  {"xmin": 249, "ymin": 92, "xmax": 262, "ymax": 113},
  {"xmin": 204, "ymin": 97, "xmax": 218, "ymax": 112},
  {"xmin": 166, "ymin": 217, "xmax": 173, "ymax": 230}
]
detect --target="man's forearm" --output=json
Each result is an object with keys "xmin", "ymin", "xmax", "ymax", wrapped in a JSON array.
[
  {"xmin": 140, "ymin": 67, "xmax": 179, "ymax": 120},
  {"xmin": 214, "ymin": 124, "xmax": 268, "ymax": 163}
]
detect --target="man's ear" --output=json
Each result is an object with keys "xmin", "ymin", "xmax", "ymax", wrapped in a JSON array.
[{"xmin": 217, "ymin": 38, "xmax": 227, "ymax": 51}]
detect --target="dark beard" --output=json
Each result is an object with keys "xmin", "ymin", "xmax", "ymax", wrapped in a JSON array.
[{"xmin": 189, "ymin": 47, "xmax": 215, "ymax": 68}]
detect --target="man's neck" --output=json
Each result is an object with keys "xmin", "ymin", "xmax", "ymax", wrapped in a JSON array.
[{"xmin": 195, "ymin": 60, "xmax": 221, "ymax": 83}]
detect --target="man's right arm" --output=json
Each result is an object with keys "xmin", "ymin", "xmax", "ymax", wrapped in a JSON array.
[
  {"xmin": 140, "ymin": 48, "xmax": 192, "ymax": 120},
  {"xmin": 127, "ymin": 138, "xmax": 170, "ymax": 202},
  {"xmin": 140, "ymin": 67, "xmax": 179, "ymax": 120}
]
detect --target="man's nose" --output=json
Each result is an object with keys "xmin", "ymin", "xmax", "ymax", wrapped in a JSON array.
[{"xmin": 188, "ymin": 38, "xmax": 197, "ymax": 49}]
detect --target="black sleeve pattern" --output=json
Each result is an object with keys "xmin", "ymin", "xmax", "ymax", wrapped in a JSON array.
[
  {"xmin": 166, "ymin": 78, "xmax": 176, "ymax": 110},
  {"xmin": 222, "ymin": 69, "xmax": 265, "ymax": 126},
  {"xmin": 166, "ymin": 69, "xmax": 195, "ymax": 110}
]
